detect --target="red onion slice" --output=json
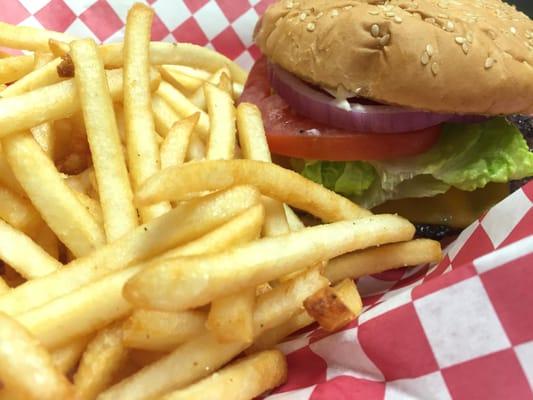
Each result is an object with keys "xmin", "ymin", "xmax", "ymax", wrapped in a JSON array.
[{"xmin": 269, "ymin": 63, "xmax": 457, "ymax": 134}]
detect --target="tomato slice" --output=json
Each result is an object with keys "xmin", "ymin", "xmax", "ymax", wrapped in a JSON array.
[{"xmin": 240, "ymin": 57, "xmax": 442, "ymax": 161}]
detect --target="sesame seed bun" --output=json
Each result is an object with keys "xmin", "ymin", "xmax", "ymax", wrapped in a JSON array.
[{"xmin": 255, "ymin": 0, "xmax": 533, "ymax": 115}]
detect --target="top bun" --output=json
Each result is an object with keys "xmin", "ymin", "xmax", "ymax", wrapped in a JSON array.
[{"xmin": 255, "ymin": 0, "xmax": 533, "ymax": 115}]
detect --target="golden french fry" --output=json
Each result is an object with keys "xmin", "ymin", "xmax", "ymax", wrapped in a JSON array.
[
  {"xmin": 99, "ymin": 268, "xmax": 326, "ymax": 400},
  {"xmin": 0, "ymin": 22, "xmax": 75, "ymax": 52},
  {"xmin": 0, "ymin": 312, "xmax": 73, "ymax": 400},
  {"xmin": 159, "ymin": 65, "xmax": 204, "ymax": 92},
  {"xmin": 0, "ymin": 219, "xmax": 62, "ymax": 279},
  {"xmin": 249, "ymin": 310, "xmax": 314, "ymax": 353},
  {"xmin": 206, "ymin": 288, "xmax": 255, "ymax": 343},
  {"xmin": 31, "ymin": 123, "xmax": 56, "ymax": 159},
  {"xmin": 51, "ymin": 336, "xmax": 91, "ymax": 374},
  {"xmin": 174, "ymin": 204, "xmax": 264, "ymax": 344},
  {"xmin": 32, "ymin": 52, "xmax": 54, "ymax": 68},
  {"xmin": 123, "ymin": 310, "xmax": 207, "ymax": 352},
  {"xmin": 0, "ymin": 68, "xmax": 160, "ymax": 137},
  {"xmin": 74, "ymin": 322, "xmax": 129, "ymax": 400},
  {"xmin": 161, "ymin": 350, "xmax": 287, "ymax": 400},
  {"xmin": 3, "ymin": 131, "xmax": 105, "ymax": 257},
  {"xmin": 189, "ymin": 66, "xmax": 231, "ymax": 110},
  {"xmin": 156, "ymin": 80, "xmax": 210, "ymax": 142},
  {"xmin": 152, "ymin": 94, "xmax": 205, "ymax": 160},
  {"xmin": 125, "ymin": 215, "xmax": 414, "ymax": 311},
  {"xmin": 0, "ymin": 152, "xmax": 25, "ymax": 197},
  {"xmin": 324, "ymin": 239, "xmax": 443, "ymax": 284},
  {"xmin": 100, "ymin": 42, "xmax": 247, "ymax": 84},
  {"xmin": 237, "ymin": 103, "xmax": 271, "ymax": 162},
  {"xmin": 165, "ymin": 64, "xmax": 211, "ymax": 80},
  {"xmin": 0, "ymin": 54, "xmax": 34, "ymax": 84},
  {"xmin": 73, "ymin": 191, "xmax": 104, "ymax": 229},
  {"xmin": 1, "ymin": 58, "xmax": 63, "ymax": 97},
  {"xmin": 48, "ymin": 39, "xmax": 70, "ymax": 58},
  {"xmin": 0, "ymin": 185, "xmax": 42, "ymax": 235},
  {"xmin": 216, "ymin": 72, "xmax": 233, "ymax": 95},
  {"xmin": 237, "ymin": 102, "xmax": 291, "ymax": 236},
  {"xmin": 160, "ymin": 203, "xmax": 264, "ymax": 259},
  {"xmin": 285, "ymin": 205, "xmax": 305, "ymax": 231},
  {"xmin": 136, "ymin": 159, "xmax": 371, "ymax": 222},
  {"xmin": 304, "ymin": 279, "xmax": 362, "ymax": 332},
  {"xmin": 124, "ymin": 4, "xmax": 170, "ymax": 223},
  {"xmin": 205, "ymin": 83, "xmax": 236, "ymax": 160},
  {"xmin": 160, "ymin": 113, "xmax": 199, "ymax": 169},
  {"xmin": 17, "ymin": 266, "xmax": 140, "ymax": 349},
  {"xmin": 0, "ymin": 185, "xmax": 261, "ymax": 316},
  {"xmin": 72, "ymin": 38, "xmax": 138, "ymax": 241}
]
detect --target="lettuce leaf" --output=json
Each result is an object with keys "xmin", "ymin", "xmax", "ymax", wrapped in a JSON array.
[{"xmin": 298, "ymin": 118, "xmax": 533, "ymax": 208}]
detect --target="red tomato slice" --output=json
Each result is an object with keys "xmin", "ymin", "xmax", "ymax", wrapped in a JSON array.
[{"xmin": 240, "ymin": 57, "xmax": 442, "ymax": 161}]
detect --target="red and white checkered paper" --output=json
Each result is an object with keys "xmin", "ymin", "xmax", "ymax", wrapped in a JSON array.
[{"xmin": 1, "ymin": 1, "xmax": 532, "ymax": 399}]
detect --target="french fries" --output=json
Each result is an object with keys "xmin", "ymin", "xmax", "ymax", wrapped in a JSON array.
[
  {"xmin": 123, "ymin": 310, "xmax": 207, "ymax": 352},
  {"xmin": 160, "ymin": 114, "xmax": 199, "ymax": 169},
  {"xmin": 3, "ymin": 131, "xmax": 106, "ymax": 257},
  {"xmin": 124, "ymin": 215, "xmax": 414, "ymax": 311},
  {"xmin": 0, "ymin": 219, "xmax": 61, "ymax": 279},
  {"xmin": 205, "ymin": 82, "xmax": 236, "ymax": 160},
  {"xmin": 324, "ymin": 239, "xmax": 443, "ymax": 284},
  {"xmin": 99, "ymin": 268, "xmax": 326, "ymax": 400},
  {"xmin": 71, "ymin": 38, "xmax": 138, "ymax": 241},
  {"xmin": 0, "ymin": 68, "xmax": 160, "ymax": 137},
  {"xmin": 160, "ymin": 350, "xmax": 287, "ymax": 400},
  {"xmin": 0, "ymin": 22, "xmax": 75, "ymax": 52},
  {"xmin": 135, "ymin": 159, "xmax": 371, "ymax": 222},
  {"xmin": 0, "ymin": 5, "xmax": 442, "ymax": 399},
  {"xmin": 0, "ymin": 185, "xmax": 260, "ymax": 316},
  {"xmin": 124, "ymin": 4, "xmax": 170, "ymax": 222},
  {"xmin": 0, "ymin": 312, "xmax": 73, "ymax": 400},
  {"xmin": 1, "ymin": 57, "xmax": 63, "ymax": 97},
  {"xmin": 74, "ymin": 321, "xmax": 129, "ymax": 400},
  {"xmin": 304, "ymin": 279, "xmax": 362, "ymax": 332},
  {"xmin": 0, "ymin": 55, "xmax": 34, "ymax": 84},
  {"xmin": 156, "ymin": 80, "xmax": 211, "ymax": 142}
]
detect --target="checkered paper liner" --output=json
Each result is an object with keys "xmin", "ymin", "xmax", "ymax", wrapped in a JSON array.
[{"xmin": 2, "ymin": 1, "xmax": 533, "ymax": 399}]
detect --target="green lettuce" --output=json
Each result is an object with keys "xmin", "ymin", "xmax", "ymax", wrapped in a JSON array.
[{"xmin": 298, "ymin": 118, "xmax": 533, "ymax": 208}]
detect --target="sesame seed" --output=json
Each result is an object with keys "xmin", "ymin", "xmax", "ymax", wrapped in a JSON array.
[
  {"xmin": 330, "ymin": 9, "xmax": 339, "ymax": 17},
  {"xmin": 386, "ymin": 11, "xmax": 395, "ymax": 18},
  {"xmin": 368, "ymin": 9, "xmax": 379, "ymax": 15},
  {"xmin": 425, "ymin": 17, "xmax": 436, "ymax": 24},
  {"xmin": 420, "ymin": 51, "xmax": 430, "ymax": 65},
  {"xmin": 455, "ymin": 36, "xmax": 466, "ymax": 44},
  {"xmin": 285, "ymin": 0, "xmax": 294, "ymax": 9},
  {"xmin": 299, "ymin": 12, "xmax": 307, "ymax": 21},
  {"xmin": 484, "ymin": 57, "xmax": 495, "ymax": 69},
  {"xmin": 306, "ymin": 22, "xmax": 316, "ymax": 32},
  {"xmin": 354, "ymin": 87, "xmax": 363, "ymax": 95},
  {"xmin": 371, "ymin": 24, "xmax": 380, "ymax": 37},
  {"xmin": 426, "ymin": 44, "xmax": 434, "ymax": 57},
  {"xmin": 394, "ymin": 15, "xmax": 403, "ymax": 23},
  {"xmin": 431, "ymin": 62, "xmax": 440, "ymax": 75},
  {"xmin": 466, "ymin": 31, "xmax": 474, "ymax": 43},
  {"xmin": 462, "ymin": 43, "xmax": 470, "ymax": 54},
  {"xmin": 343, "ymin": 5, "xmax": 353, "ymax": 10},
  {"xmin": 445, "ymin": 21, "xmax": 455, "ymax": 31},
  {"xmin": 316, "ymin": 11, "xmax": 323, "ymax": 18},
  {"xmin": 487, "ymin": 30, "xmax": 497, "ymax": 39},
  {"xmin": 379, "ymin": 34, "xmax": 391, "ymax": 46},
  {"xmin": 510, "ymin": 26, "xmax": 517, "ymax": 34},
  {"xmin": 438, "ymin": 13, "xmax": 448, "ymax": 18}
]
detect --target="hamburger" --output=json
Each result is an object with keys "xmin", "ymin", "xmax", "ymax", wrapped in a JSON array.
[{"xmin": 240, "ymin": 0, "xmax": 533, "ymax": 238}]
